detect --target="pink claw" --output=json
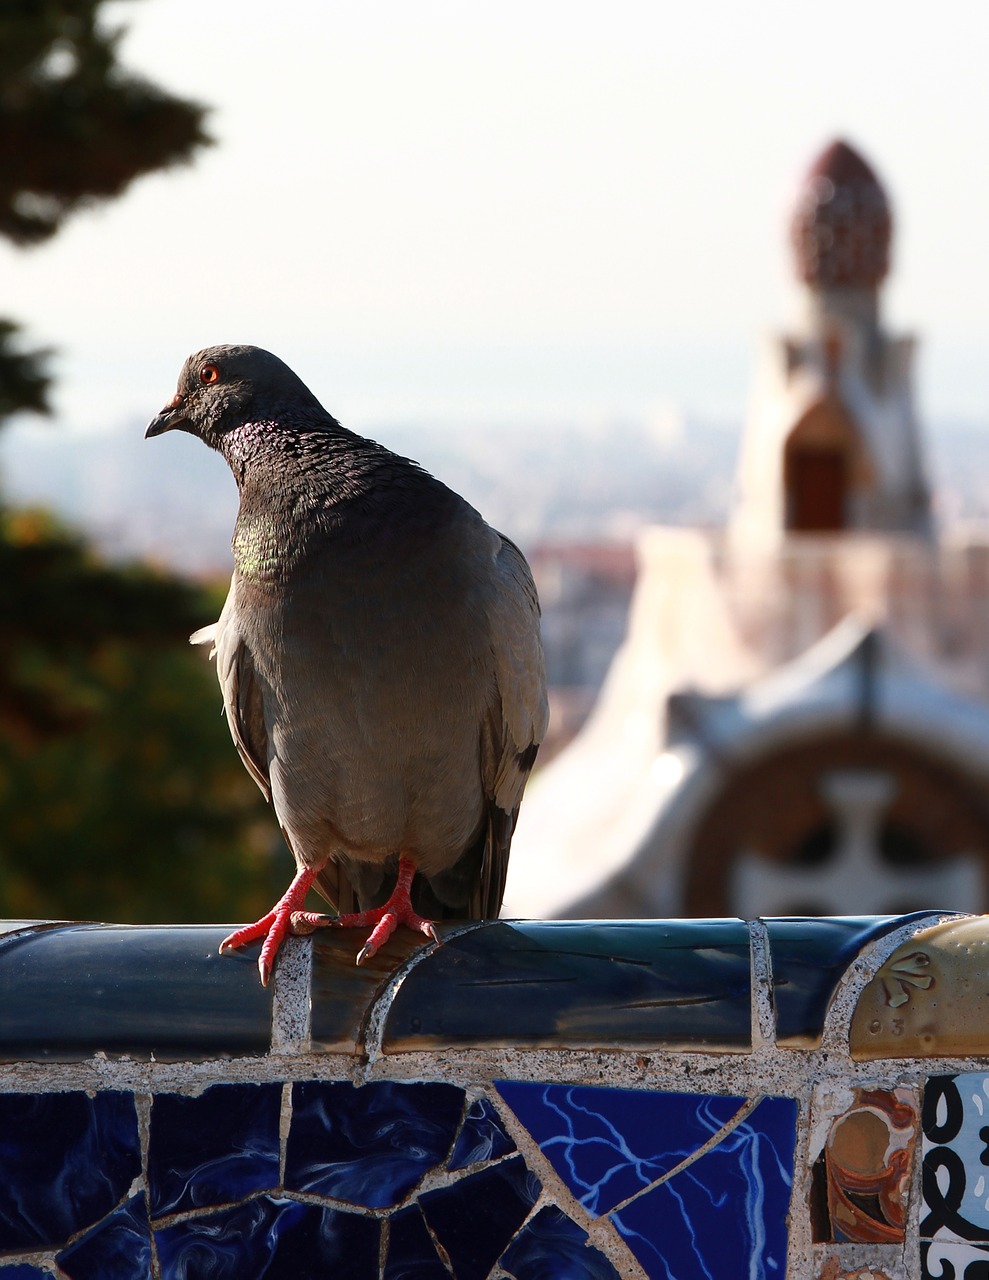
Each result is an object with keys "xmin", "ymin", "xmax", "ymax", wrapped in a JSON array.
[{"xmin": 219, "ymin": 865, "xmax": 320, "ymax": 986}]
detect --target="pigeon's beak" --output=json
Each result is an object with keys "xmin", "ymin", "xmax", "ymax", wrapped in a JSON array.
[{"xmin": 145, "ymin": 393, "xmax": 190, "ymax": 438}]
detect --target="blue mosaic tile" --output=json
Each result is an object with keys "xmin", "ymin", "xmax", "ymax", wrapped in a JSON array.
[
  {"xmin": 0, "ymin": 1267, "xmax": 52, "ymax": 1278},
  {"xmin": 0, "ymin": 1091, "xmax": 140, "ymax": 1251},
  {"xmin": 285, "ymin": 1080, "xmax": 463, "ymax": 1209},
  {"xmin": 765, "ymin": 915, "xmax": 911, "ymax": 1046},
  {"xmin": 922, "ymin": 1073, "xmax": 989, "ymax": 1241},
  {"xmin": 148, "ymin": 1083, "xmax": 281, "ymax": 1217},
  {"xmin": 0, "ymin": 925, "xmax": 271, "ymax": 1061},
  {"xmin": 310, "ymin": 930, "xmax": 425, "ymax": 1054},
  {"xmin": 419, "ymin": 1155, "xmax": 540, "ymax": 1280},
  {"xmin": 500, "ymin": 1204, "xmax": 622, "ymax": 1279},
  {"xmin": 383, "ymin": 1205, "xmax": 450, "ymax": 1280},
  {"xmin": 611, "ymin": 1096, "xmax": 797, "ymax": 1280},
  {"xmin": 56, "ymin": 1193, "xmax": 151, "ymax": 1280},
  {"xmin": 449, "ymin": 1096, "xmax": 516, "ymax": 1170},
  {"xmin": 384, "ymin": 920, "xmax": 752, "ymax": 1051},
  {"xmin": 155, "ymin": 1195, "xmax": 379, "ymax": 1278},
  {"xmin": 495, "ymin": 1082, "xmax": 746, "ymax": 1215}
]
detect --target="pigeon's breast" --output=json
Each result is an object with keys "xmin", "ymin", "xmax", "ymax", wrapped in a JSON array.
[
  {"xmin": 232, "ymin": 499, "xmax": 318, "ymax": 584},
  {"xmin": 232, "ymin": 512, "xmax": 284, "ymax": 582},
  {"xmin": 238, "ymin": 517, "xmax": 497, "ymax": 867}
]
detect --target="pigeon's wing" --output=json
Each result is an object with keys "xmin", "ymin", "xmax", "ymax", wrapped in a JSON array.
[
  {"xmin": 313, "ymin": 530, "xmax": 547, "ymax": 924},
  {"xmin": 313, "ymin": 856, "xmax": 358, "ymax": 916},
  {"xmin": 192, "ymin": 580, "xmax": 272, "ymax": 804},
  {"xmin": 475, "ymin": 533, "xmax": 549, "ymax": 916}
]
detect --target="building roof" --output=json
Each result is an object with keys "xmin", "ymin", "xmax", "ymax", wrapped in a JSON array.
[{"xmin": 790, "ymin": 138, "xmax": 892, "ymax": 288}]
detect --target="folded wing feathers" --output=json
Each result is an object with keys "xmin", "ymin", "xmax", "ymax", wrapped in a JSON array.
[
  {"xmin": 486, "ymin": 534, "xmax": 549, "ymax": 813},
  {"xmin": 191, "ymin": 585, "xmax": 272, "ymax": 803},
  {"xmin": 187, "ymin": 534, "xmax": 546, "ymax": 923}
]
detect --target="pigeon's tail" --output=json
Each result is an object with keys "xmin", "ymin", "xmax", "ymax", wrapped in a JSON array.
[{"xmin": 313, "ymin": 808, "xmax": 515, "ymax": 924}]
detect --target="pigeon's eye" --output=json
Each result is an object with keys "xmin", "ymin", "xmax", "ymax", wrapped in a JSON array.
[{"xmin": 199, "ymin": 362, "xmax": 220, "ymax": 385}]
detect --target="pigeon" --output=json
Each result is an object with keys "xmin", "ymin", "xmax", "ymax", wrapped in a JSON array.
[{"xmin": 146, "ymin": 345, "xmax": 548, "ymax": 984}]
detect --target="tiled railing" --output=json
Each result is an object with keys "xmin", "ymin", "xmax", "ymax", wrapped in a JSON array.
[{"xmin": 1, "ymin": 912, "xmax": 988, "ymax": 1278}]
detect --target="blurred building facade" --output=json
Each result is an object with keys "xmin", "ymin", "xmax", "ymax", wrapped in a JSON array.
[
  {"xmin": 527, "ymin": 542, "xmax": 637, "ymax": 760},
  {"xmin": 507, "ymin": 139, "xmax": 989, "ymax": 920}
]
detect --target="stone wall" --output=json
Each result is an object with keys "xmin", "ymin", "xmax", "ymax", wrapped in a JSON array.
[{"xmin": 1, "ymin": 911, "xmax": 987, "ymax": 1278}]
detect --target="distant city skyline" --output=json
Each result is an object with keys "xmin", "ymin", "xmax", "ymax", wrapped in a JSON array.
[{"xmin": 4, "ymin": 0, "xmax": 989, "ymax": 438}]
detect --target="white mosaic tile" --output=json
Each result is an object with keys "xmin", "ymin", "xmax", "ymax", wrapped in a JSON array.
[
  {"xmin": 922, "ymin": 1074, "xmax": 989, "ymax": 1245},
  {"xmin": 921, "ymin": 1238, "xmax": 989, "ymax": 1279}
]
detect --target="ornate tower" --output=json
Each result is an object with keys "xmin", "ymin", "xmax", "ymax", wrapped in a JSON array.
[
  {"xmin": 507, "ymin": 138, "xmax": 989, "ymax": 924},
  {"xmin": 731, "ymin": 139, "xmax": 932, "ymax": 546}
]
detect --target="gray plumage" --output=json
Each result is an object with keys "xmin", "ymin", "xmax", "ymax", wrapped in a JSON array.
[{"xmin": 147, "ymin": 344, "xmax": 547, "ymax": 926}]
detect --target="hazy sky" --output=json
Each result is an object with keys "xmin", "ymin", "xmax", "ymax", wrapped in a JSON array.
[{"xmin": 6, "ymin": 0, "xmax": 989, "ymax": 436}]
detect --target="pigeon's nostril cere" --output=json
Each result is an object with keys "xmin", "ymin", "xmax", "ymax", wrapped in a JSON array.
[{"xmin": 170, "ymin": 393, "xmax": 184, "ymax": 409}]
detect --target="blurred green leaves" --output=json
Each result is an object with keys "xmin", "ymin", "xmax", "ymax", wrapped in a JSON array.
[
  {"xmin": 0, "ymin": 510, "xmax": 285, "ymax": 923},
  {"xmin": 0, "ymin": 0, "xmax": 211, "ymax": 248},
  {"xmin": 0, "ymin": 3, "xmax": 283, "ymax": 924},
  {"xmin": 0, "ymin": 0, "xmax": 211, "ymax": 431}
]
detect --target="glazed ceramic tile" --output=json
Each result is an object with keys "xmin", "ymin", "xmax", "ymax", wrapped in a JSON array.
[
  {"xmin": 921, "ymin": 1073, "xmax": 989, "ymax": 1243},
  {"xmin": 56, "ymin": 1193, "xmax": 150, "ymax": 1280},
  {"xmin": 499, "ymin": 1205, "xmax": 622, "ymax": 1279},
  {"xmin": 0, "ymin": 922, "xmax": 58, "ymax": 939},
  {"xmin": 815, "ymin": 1263, "xmax": 894, "ymax": 1280},
  {"xmin": 853, "ymin": 918, "xmax": 989, "ymax": 1060},
  {"xmin": 764, "ymin": 916, "xmax": 904, "ymax": 1047},
  {"xmin": 309, "ymin": 928, "xmax": 426, "ymax": 1053},
  {"xmin": 148, "ymin": 1083, "xmax": 282, "ymax": 1217},
  {"xmin": 496, "ymin": 1082, "xmax": 796, "ymax": 1280},
  {"xmin": 285, "ymin": 1080, "xmax": 464, "ymax": 1208},
  {"xmin": 610, "ymin": 1096, "xmax": 796, "ymax": 1279},
  {"xmin": 418, "ymin": 1155, "xmax": 540, "ymax": 1280},
  {"xmin": 0, "ymin": 924, "xmax": 271, "ymax": 1061},
  {"xmin": 383, "ymin": 1206, "xmax": 451, "ymax": 1280},
  {"xmin": 154, "ymin": 1195, "xmax": 380, "ymax": 1277},
  {"xmin": 0, "ymin": 1091, "xmax": 140, "ymax": 1251},
  {"xmin": 383, "ymin": 919, "xmax": 752, "ymax": 1052},
  {"xmin": 921, "ymin": 1239, "xmax": 989, "ymax": 1278},
  {"xmin": 495, "ymin": 1082, "xmax": 747, "ymax": 1214},
  {"xmin": 810, "ymin": 1088, "xmax": 917, "ymax": 1243},
  {"xmin": 449, "ymin": 1096, "xmax": 517, "ymax": 1170}
]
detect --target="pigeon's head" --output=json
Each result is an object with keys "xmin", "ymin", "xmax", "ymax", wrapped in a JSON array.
[{"xmin": 145, "ymin": 344, "xmax": 321, "ymax": 448}]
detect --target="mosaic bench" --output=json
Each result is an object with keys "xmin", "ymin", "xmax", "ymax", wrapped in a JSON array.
[{"xmin": 0, "ymin": 911, "xmax": 988, "ymax": 1279}]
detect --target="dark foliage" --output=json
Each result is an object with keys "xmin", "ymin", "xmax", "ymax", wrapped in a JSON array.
[
  {"xmin": 0, "ymin": 511, "xmax": 284, "ymax": 923},
  {"xmin": 0, "ymin": 0, "xmax": 210, "ymax": 247},
  {"xmin": 0, "ymin": 0, "xmax": 211, "ymax": 432},
  {"xmin": 0, "ymin": 4, "xmax": 284, "ymax": 923}
]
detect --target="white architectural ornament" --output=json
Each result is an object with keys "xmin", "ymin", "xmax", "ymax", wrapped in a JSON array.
[
  {"xmin": 507, "ymin": 139, "xmax": 989, "ymax": 924},
  {"xmin": 733, "ymin": 769, "xmax": 982, "ymax": 918},
  {"xmin": 731, "ymin": 140, "xmax": 931, "ymax": 549}
]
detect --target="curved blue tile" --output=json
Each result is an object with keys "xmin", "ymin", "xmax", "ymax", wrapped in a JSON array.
[
  {"xmin": 612, "ymin": 1096, "xmax": 797, "ymax": 1280},
  {"xmin": 57, "ymin": 1193, "xmax": 150, "ymax": 1280},
  {"xmin": 0, "ymin": 1091, "xmax": 139, "ymax": 1251},
  {"xmin": 148, "ymin": 1083, "xmax": 281, "ymax": 1217},
  {"xmin": 285, "ymin": 1081, "xmax": 464, "ymax": 1209},
  {"xmin": 449, "ymin": 1097, "xmax": 517, "ymax": 1170},
  {"xmin": 155, "ymin": 1196, "xmax": 379, "ymax": 1279},
  {"xmin": 384, "ymin": 921, "xmax": 752, "ymax": 1051},
  {"xmin": 383, "ymin": 1206, "xmax": 450, "ymax": 1280},
  {"xmin": 419, "ymin": 1155, "xmax": 540, "ymax": 1280},
  {"xmin": 0, "ymin": 925, "xmax": 271, "ymax": 1061},
  {"xmin": 500, "ymin": 1205, "xmax": 622, "ymax": 1279},
  {"xmin": 766, "ymin": 915, "xmax": 921, "ymax": 1046},
  {"xmin": 495, "ymin": 1082, "xmax": 745, "ymax": 1216}
]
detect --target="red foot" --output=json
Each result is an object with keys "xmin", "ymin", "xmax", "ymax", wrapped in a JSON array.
[
  {"xmin": 219, "ymin": 865, "xmax": 319, "ymax": 986},
  {"xmin": 290, "ymin": 855, "xmax": 438, "ymax": 965}
]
